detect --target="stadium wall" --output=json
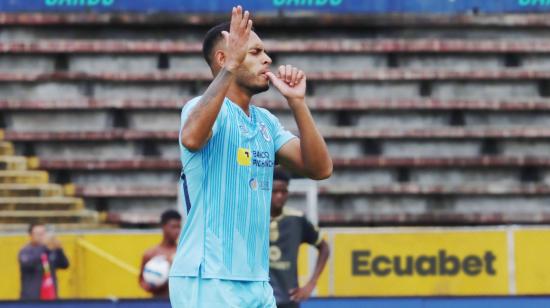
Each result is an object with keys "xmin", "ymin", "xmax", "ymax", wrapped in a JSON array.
[{"xmin": 2, "ymin": 227, "xmax": 550, "ymax": 300}]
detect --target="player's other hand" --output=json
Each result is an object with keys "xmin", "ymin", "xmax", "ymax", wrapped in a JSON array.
[
  {"xmin": 288, "ymin": 282, "xmax": 315, "ymax": 302},
  {"xmin": 46, "ymin": 234, "xmax": 61, "ymax": 250},
  {"xmin": 222, "ymin": 6, "xmax": 253, "ymax": 72},
  {"xmin": 266, "ymin": 65, "xmax": 306, "ymax": 103}
]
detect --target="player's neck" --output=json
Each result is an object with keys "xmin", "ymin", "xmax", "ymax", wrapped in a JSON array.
[
  {"xmin": 226, "ymin": 86, "xmax": 252, "ymax": 116},
  {"xmin": 160, "ymin": 238, "xmax": 176, "ymax": 248},
  {"xmin": 271, "ymin": 208, "xmax": 283, "ymax": 219}
]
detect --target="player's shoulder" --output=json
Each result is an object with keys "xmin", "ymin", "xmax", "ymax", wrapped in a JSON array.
[
  {"xmin": 142, "ymin": 245, "xmax": 161, "ymax": 259},
  {"xmin": 254, "ymin": 105, "xmax": 278, "ymax": 123},
  {"xmin": 19, "ymin": 243, "xmax": 35, "ymax": 254},
  {"xmin": 282, "ymin": 207, "xmax": 305, "ymax": 218},
  {"xmin": 181, "ymin": 95, "xmax": 228, "ymax": 118},
  {"xmin": 184, "ymin": 96, "xmax": 202, "ymax": 106}
]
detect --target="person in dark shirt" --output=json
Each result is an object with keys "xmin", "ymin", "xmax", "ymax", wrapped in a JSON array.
[
  {"xmin": 139, "ymin": 209, "xmax": 182, "ymax": 298},
  {"xmin": 269, "ymin": 169, "xmax": 330, "ymax": 308},
  {"xmin": 18, "ymin": 223, "xmax": 69, "ymax": 300}
]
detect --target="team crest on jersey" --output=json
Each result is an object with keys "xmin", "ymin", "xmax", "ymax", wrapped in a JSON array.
[{"xmin": 259, "ymin": 122, "xmax": 271, "ymax": 142}]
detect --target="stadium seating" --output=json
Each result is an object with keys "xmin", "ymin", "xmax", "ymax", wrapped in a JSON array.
[
  {"xmin": 0, "ymin": 134, "xmax": 99, "ymax": 229},
  {"xmin": 2, "ymin": 13, "xmax": 550, "ymax": 226}
]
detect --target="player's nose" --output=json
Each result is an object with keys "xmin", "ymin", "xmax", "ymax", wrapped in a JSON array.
[{"xmin": 262, "ymin": 53, "xmax": 272, "ymax": 65}]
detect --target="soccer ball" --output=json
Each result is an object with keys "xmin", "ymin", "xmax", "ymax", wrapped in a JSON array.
[{"xmin": 142, "ymin": 255, "xmax": 170, "ymax": 287}]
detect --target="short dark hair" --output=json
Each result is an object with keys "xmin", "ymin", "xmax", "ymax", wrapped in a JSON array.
[
  {"xmin": 160, "ymin": 209, "xmax": 182, "ymax": 225},
  {"xmin": 202, "ymin": 22, "xmax": 230, "ymax": 67},
  {"xmin": 273, "ymin": 168, "xmax": 291, "ymax": 183},
  {"xmin": 202, "ymin": 21, "xmax": 256, "ymax": 68},
  {"xmin": 28, "ymin": 223, "xmax": 44, "ymax": 234}
]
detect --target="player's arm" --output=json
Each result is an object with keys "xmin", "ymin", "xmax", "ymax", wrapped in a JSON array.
[
  {"xmin": 180, "ymin": 6, "xmax": 252, "ymax": 151},
  {"xmin": 138, "ymin": 251, "xmax": 154, "ymax": 292},
  {"xmin": 309, "ymin": 240, "xmax": 330, "ymax": 289},
  {"xmin": 46, "ymin": 235, "xmax": 69, "ymax": 269},
  {"xmin": 290, "ymin": 218, "xmax": 330, "ymax": 302},
  {"xmin": 290, "ymin": 240, "xmax": 330, "ymax": 302},
  {"xmin": 267, "ymin": 66, "xmax": 332, "ymax": 180}
]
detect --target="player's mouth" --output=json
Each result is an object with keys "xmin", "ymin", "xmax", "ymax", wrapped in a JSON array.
[{"xmin": 259, "ymin": 69, "xmax": 269, "ymax": 80}]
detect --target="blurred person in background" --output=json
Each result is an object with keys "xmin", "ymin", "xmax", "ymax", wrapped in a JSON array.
[
  {"xmin": 18, "ymin": 223, "xmax": 69, "ymax": 300},
  {"xmin": 269, "ymin": 169, "xmax": 330, "ymax": 308},
  {"xmin": 139, "ymin": 209, "xmax": 182, "ymax": 298}
]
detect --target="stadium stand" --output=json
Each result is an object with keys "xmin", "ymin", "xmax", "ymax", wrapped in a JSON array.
[
  {"xmin": 0, "ymin": 138, "xmax": 100, "ymax": 231},
  {"xmin": 3, "ymin": 12, "xmax": 550, "ymax": 227}
]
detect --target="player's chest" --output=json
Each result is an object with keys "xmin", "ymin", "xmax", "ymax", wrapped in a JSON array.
[
  {"xmin": 224, "ymin": 117, "xmax": 275, "ymax": 168},
  {"xmin": 270, "ymin": 219, "xmax": 302, "ymax": 247}
]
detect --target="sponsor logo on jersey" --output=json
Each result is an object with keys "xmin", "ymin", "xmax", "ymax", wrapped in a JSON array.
[
  {"xmin": 249, "ymin": 178, "xmax": 258, "ymax": 191},
  {"xmin": 237, "ymin": 148, "xmax": 274, "ymax": 168},
  {"xmin": 249, "ymin": 177, "xmax": 271, "ymax": 191},
  {"xmin": 237, "ymin": 148, "xmax": 252, "ymax": 166}
]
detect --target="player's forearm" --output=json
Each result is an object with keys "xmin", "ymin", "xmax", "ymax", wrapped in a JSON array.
[
  {"xmin": 308, "ymin": 241, "xmax": 330, "ymax": 286},
  {"xmin": 289, "ymin": 98, "xmax": 332, "ymax": 180},
  {"xmin": 181, "ymin": 68, "xmax": 235, "ymax": 151}
]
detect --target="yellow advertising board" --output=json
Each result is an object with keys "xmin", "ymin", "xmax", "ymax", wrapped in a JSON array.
[
  {"xmin": 332, "ymin": 230, "xmax": 509, "ymax": 296},
  {"xmin": 6, "ymin": 227, "xmax": 550, "ymax": 299},
  {"xmin": 515, "ymin": 229, "xmax": 550, "ymax": 294},
  {"xmin": 0, "ymin": 233, "xmax": 161, "ymax": 300}
]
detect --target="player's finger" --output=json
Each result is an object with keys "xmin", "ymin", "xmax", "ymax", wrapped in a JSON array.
[
  {"xmin": 290, "ymin": 67, "xmax": 298, "ymax": 86},
  {"xmin": 236, "ymin": 6, "xmax": 244, "ymax": 30},
  {"xmin": 266, "ymin": 71, "xmax": 285, "ymax": 89},
  {"xmin": 240, "ymin": 10, "xmax": 250, "ymax": 30},
  {"xmin": 285, "ymin": 65, "xmax": 292, "ymax": 83},
  {"xmin": 221, "ymin": 31, "xmax": 229, "ymax": 43},
  {"xmin": 245, "ymin": 20, "xmax": 253, "ymax": 35},
  {"xmin": 278, "ymin": 65, "xmax": 285, "ymax": 80},
  {"xmin": 229, "ymin": 7, "xmax": 237, "ymax": 30},
  {"xmin": 296, "ymin": 70, "xmax": 305, "ymax": 82}
]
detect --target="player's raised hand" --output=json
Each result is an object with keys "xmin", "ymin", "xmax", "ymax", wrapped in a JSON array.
[
  {"xmin": 265, "ymin": 65, "xmax": 306, "ymax": 103},
  {"xmin": 221, "ymin": 6, "xmax": 253, "ymax": 72}
]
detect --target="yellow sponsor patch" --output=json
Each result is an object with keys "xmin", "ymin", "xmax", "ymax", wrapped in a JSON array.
[{"xmin": 237, "ymin": 147, "xmax": 252, "ymax": 166}]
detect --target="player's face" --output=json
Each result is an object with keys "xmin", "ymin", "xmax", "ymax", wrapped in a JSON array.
[
  {"xmin": 271, "ymin": 180, "xmax": 289, "ymax": 211},
  {"xmin": 30, "ymin": 225, "xmax": 46, "ymax": 246},
  {"xmin": 163, "ymin": 219, "xmax": 182, "ymax": 243},
  {"xmin": 234, "ymin": 32, "xmax": 272, "ymax": 95}
]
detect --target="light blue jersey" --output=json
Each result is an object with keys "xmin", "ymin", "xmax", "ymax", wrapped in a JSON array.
[{"xmin": 170, "ymin": 96, "xmax": 296, "ymax": 281}]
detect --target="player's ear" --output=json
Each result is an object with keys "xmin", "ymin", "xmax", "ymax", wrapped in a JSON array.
[{"xmin": 214, "ymin": 50, "xmax": 226, "ymax": 70}]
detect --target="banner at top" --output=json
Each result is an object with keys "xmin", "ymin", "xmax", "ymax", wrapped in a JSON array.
[{"xmin": 1, "ymin": 0, "xmax": 550, "ymax": 14}]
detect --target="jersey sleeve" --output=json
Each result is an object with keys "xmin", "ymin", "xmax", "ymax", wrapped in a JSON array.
[
  {"xmin": 265, "ymin": 111, "xmax": 297, "ymax": 153},
  {"xmin": 179, "ymin": 96, "xmax": 226, "ymax": 151},
  {"xmin": 301, "ymin": 216, "xmax": 322, "ymax": 246}
]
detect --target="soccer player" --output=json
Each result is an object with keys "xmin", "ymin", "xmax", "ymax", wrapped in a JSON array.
[
  {"xmin": 169, "ymin": 5, "xmax": 332, "ymax": 307},
  {"xmin": 139, "ymin": 209, "xmax": 182, "ymax": 298},
  {"xmin": 269, "ymin": 169, "xmax": 330, "ymax": 308}
]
